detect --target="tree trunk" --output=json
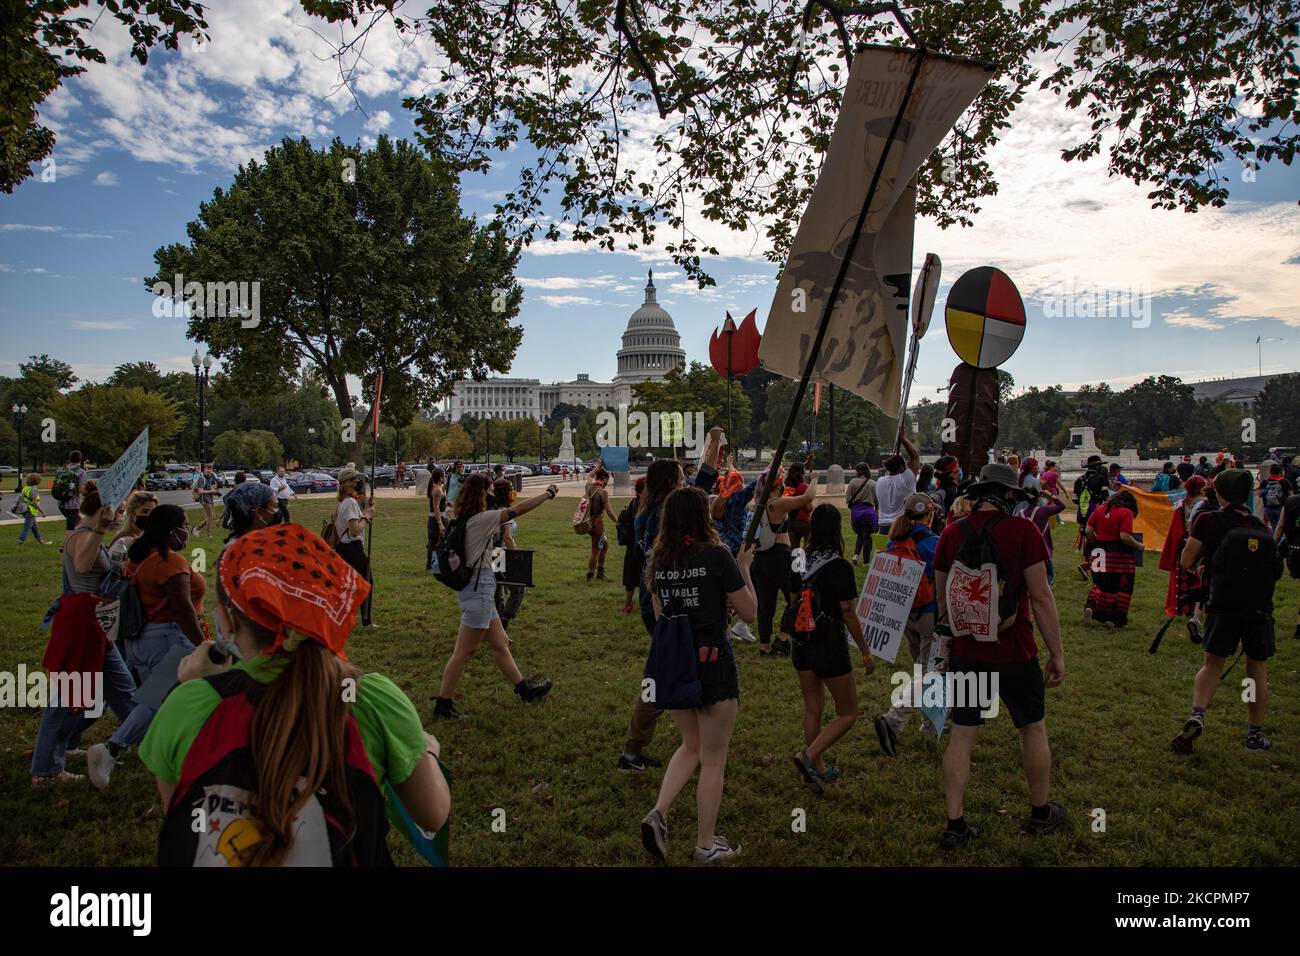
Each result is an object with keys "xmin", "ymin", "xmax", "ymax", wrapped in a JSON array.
[{"xmin": 327, "ymin": 376, "xmax": 359, "ymax": 465}]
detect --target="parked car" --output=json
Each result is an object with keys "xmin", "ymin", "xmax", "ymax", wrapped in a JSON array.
[
  {"xmin": 365, "ymin": 465, "xmax": 396, "ymax": 487},
  {"xmin": 145, "ymin": 472, "xmax": 179, "ymax": 491},
  {"xmin": 288, "ymin": 471, "xmax": 339, "ymax": 494},
  {"xmin": 253, "ymin": 470, "xmax": 276, "ymax": 484},
  {"xmin": 0, "ymin": 465, "xmax": 18, "ymax": 477},
  {"xmin": 84, "ymin": 468, "xmax": 108, "ymax": 482}
]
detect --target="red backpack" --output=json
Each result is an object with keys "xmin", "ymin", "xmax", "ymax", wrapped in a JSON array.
[
  {"xmin": 889, "ymin": 530, "xmax": 936, "ymax": 609},
  {"xmin": 158, "ymin": 670, "xmax": 392, "ymax": 867}
]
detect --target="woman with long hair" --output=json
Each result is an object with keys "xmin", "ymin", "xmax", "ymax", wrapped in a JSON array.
[
  {"xmin": 753, "ymin": 459, "xmax": 817, "ymax": 657},
  {"xmin": 221, "ymin": 479, "xmax": 280, "ymax": 543},
  {"xmin": 1084, "ymin": 489, "xmax": 1141, "ymax": 627},
  {"xmin": 845, "ymin": 462, "xmax": 877, "ymax": 565},
  {"xmin": 140, "ymin": 525, "xmax": 450, "ymax": 865},
  {"xmin": 108, "ymin": 490, "xmax": 158, "ymax": 563},
  {"xmin": 432, "ymin": 473, "xmax": 559, "ymax": 719},
  {"xmin": 787, "ymin": 503, "xmax": 870, "ymax": 790},
  {"xmin": 640, "ymin": 487, "xmax": 756, "ymax": 864},
  {"xmin": 88, "ymin": 503, "xmax": 208, "ymax": 789},
  {"xmin": 30, "ymin": 483, "xmax": 137, "ymax": 787},
  {"xmin": 333, "ymin": 470, "xmax": 374, "ymax": 627},
  {"xmin": 426, "ymin": 465, "xmax": 446, "ymax": 573}
]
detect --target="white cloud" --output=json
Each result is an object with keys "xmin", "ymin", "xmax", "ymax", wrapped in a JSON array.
[
  {"xmin": 93, "ymin": 171, "xmax": 119, "ymax": 186},
  {"xmin": 538, "ymin": 294, "xmax": 601, "ymax": 307},
  {"xmin": 69, "ymin": 320, "xmax": 138, "ymax": 331},
  {"xmin": 1162, "ymin": 310, "xmax": 1228, "ymax": 332},
  {"xmin": 0, "ymin": 223, "xmax": 60, "ymax": 232},
  {"xmin": 518, "ymin": 275, "xmax": 617, "ymax": 290},
  {"xmin": 364, "ymin": 109, "xmax": 393, "ymax": 132}
]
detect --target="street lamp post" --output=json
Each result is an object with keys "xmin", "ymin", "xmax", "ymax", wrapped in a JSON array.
[
  {"xmin": 192, "ymin": 351, "xmax": 212, "ymax": 464},
  {"xmin": 307, "ymin": 427, "xmax": 316, "ymax": 468},
  {"xmin": 11, "ymin": 404, "xmax": 26, "ymax": 491}
]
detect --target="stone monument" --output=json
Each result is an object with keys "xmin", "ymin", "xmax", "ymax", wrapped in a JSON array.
[{"xmin": 558, "ymin": 418, "xmax": 576, "ymax": 463}]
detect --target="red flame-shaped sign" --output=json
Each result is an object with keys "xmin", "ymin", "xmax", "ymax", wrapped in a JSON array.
[{"xmin": 709, "ymin": 309, "xmax": 762, "ymax": 379}]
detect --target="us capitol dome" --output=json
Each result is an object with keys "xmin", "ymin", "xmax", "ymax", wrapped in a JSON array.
[{"xmin": 612, "ymin": 270, "xmax": 686, "ymax": 389}]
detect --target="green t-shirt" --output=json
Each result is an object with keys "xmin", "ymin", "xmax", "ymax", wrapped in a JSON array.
[{"xmin": 139, "ymin": 654, "xmax": 427, "ymax": 790}]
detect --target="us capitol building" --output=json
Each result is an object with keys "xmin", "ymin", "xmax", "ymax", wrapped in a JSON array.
[{"xmin": 443, "ymin": 271, "xmax": 686, "ymax": 421}]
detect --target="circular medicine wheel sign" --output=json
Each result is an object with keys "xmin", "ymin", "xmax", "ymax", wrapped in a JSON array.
[{"xmin": 944, "ymin": 266, "xmax": 1026, "ymax": 368}]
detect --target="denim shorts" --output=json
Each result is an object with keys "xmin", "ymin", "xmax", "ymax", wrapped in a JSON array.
[{"xmin": 458, "ymin": 569, "xmax": 499, "ymax": 629}]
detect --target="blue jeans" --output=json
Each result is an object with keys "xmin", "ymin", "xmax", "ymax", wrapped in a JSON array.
[
  {"xmin": 17, "ymin": 513, "xmax": 43, "ymax": 543},
  {"xmin": 1266, "ymin": 506, "xmax": 1282, "ymax": 532},
  {"xmin": 30, "ymin": 643, "xmax": 137, "ymax": 777},
  {"xmin": 110, "ymin": 622, "xmax": 192, "ymax": 748}
]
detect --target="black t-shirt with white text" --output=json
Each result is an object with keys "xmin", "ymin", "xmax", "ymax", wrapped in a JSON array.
[{"xmin": 653, "ymin": 544, "xmax": 745, "ymax": 643}]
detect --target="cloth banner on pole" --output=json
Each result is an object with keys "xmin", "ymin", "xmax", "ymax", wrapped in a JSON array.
[{"xmin": 759, "ymin": 47, "xmax": 993, "ymax": 417}]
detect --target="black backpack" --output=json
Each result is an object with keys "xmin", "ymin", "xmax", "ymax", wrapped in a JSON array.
[
  {"xmin": 1205, "ymin": 510, "xmax": 1279, "ymax": 618},
  {"xmin": 431, "ymin": 517, "xmax": 493, "ymax": 591},
  {"xmin": 944, "ymin": 512, "xmax": 1020, "ymax": 640},
  {"xmin": 616, "ymin": 499, "xmax": 636, "ymax": 547},
  {"xmin": 158, "ymin": 670, "xmax": 392, "ymax": 867}
]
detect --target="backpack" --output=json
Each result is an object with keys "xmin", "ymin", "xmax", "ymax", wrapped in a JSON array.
[
  {"xmin": 432, "ymin": 518, "xmax": 493, "ymax": 591},
  {"xmin": 51, "ymin": 468, "xmax": 77, "ymax": 503},
  {"xmin": 320, "ymin": 514, "xmax": 339, "ymax": 549},
  {"xmin": 572, "ymin": 494, "xmax": 593, "ymax": 535},
  {"xmin": 1205, "ymin": 510, "xmax": 1279, "ymax": 618},
  {"xmin": 944, "ymin": 513, "xmax": 1019, "ymax": 641},
  {"xmin": 791, "ymin": 565, "xmax": 830, "ymax": 641},
  {"xmin": 616, "ymin": 499, "xmax": 636, "ymax": 547},
  {"xmin": 95, "ymin": 563, "xmax": 150, "ymax": 644},
  {"xmin": 642, "ymin": 597, "xmax": 705, "ymax": 710},
  {"xmin": 1264, "ymin": 478, "xmax": 1287, "ymax": 509},
  {"xmin": 158, "ymin": 669, "xmax": 392, "ymax": 867},
  {"xmin": 890, "ymin": 529, "xmax": 936, "ymax": 610}
]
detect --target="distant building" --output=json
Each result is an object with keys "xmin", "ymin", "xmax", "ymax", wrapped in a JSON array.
[
  {"xmin": 442, "ymin": 271, "xmax": 685, "ymax": 421},
  {"xmin": 1188, "ymin": 374, "xmax": 1279, "ymax": 407}
]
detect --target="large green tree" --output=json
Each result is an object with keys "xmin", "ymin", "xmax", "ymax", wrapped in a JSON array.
[
  {"xmin": 48, "ymin": 384, "xmax": 184, "ymax": 462},
  {"xmin": 296, "ymin": 0, "xmax": 1298, "ymax": 283},
  {"xmin": 149, "ymin": 135, "xmax": 523, "ymax": 460},
  {"xmin": 632, "ymin": 361, "xmax": 750, "ymax": 455}
]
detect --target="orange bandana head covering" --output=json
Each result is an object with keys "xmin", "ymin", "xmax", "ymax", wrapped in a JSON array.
[
  {"xmin": 218, "ymin": 524, "xmax": 371, "ymax": 659},
  {"xmin": 717, "ymin": 470, "xmax": 744, "ymax": 501}
]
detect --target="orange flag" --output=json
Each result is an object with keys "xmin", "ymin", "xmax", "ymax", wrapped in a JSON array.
[{"xmin": 1127, "ymin": 486, "xmax": 1183, "ymax": 553}]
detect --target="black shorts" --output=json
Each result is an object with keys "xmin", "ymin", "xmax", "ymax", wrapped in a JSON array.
[
  {"xmin": 949, "ymin": 654, "xmax": 1046, "ymax": 729},
  {"xmin": 791, "ymin": 631, "xmax": 852, "ymax": 680},
  {"xmin": 1202, "ymin": 612, "xmax": 1275, "ymax": 661},
  {"xmin": 700, "ymin": 639, "xmax": 740, "ymax": 706}
]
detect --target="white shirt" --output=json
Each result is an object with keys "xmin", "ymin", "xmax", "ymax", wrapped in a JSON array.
[
  {"xmin": 270, "ymin": 475, "xmax": 292, "ymax": 500},
  {"xmin": 876, "ymin": 471, "xmax": 917, "ymax": 524},
  {"xmin": 336, "ymin": 496, "xmax": 364, "ymax": 544}
]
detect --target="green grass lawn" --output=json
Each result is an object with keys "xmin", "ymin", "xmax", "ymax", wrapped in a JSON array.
[{"xmin": 2, "ymin": 496, "xmax": 1297, "ymax": 866}]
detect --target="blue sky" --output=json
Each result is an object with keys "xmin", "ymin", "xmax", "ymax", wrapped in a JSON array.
[{"xmin": 2, "ymin": 0, "xmax": 1298, "ymax": 405}]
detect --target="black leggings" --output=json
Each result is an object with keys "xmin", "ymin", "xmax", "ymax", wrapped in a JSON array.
[
  {"xmin": 336, "ymin": 538, "xmax": 372, "ymax": 626},
  {"xmin": 751, "ymin": 544, "xmax": 792, "ymax": 645},
  {"xmin": 852, "ymin": 520, "xmax": 874, "ymax": 562}
]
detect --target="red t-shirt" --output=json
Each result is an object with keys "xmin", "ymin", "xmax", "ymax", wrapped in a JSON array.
[
  {"xmin": 1087, "ymin": 505, "xmax": 1134, "ymax": 541},
  {"xmin": 935, "ymin": 509, "xmax": 1049, "ymax": 663},
  {"xmin": 785, "ymin": 483, "xmax": 811, "ymax": 523}
]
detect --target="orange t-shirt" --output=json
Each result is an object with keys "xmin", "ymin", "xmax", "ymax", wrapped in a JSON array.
[{"xmin": 131, "ymin": 550, "xmax": 206, "ymax": 623}]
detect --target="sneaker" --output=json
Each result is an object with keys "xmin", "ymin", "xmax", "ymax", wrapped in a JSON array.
[
  {"xmin": 852, "ymin": 554, "xmax": 860, "ymax": 565},
  {"xmin": 1245, "ymin": 733, "xmax": 1272, "ymax": 751},
  {"xmin": 1083, "ymin": 607, "xmax": 1094, "ymax": 626},
  {"xmin": 1187, "ymin": 618, "xmax": 1203, "ymax": 644},
  {"xmin": 1171, "ymin": 712, "xmax": 1205, "ymax": 754},
  {"xmin": 640, "ymin": 809, "xmax": 668, "ymax": 862},
  {"xmin": 596, "ymin": 567, "xmax": 606, "ymax": 580},
  {"xmin": 31, "ymin": 771, "xmax": 84, "ymax": 789},
  {"xmin": 940, "ymin": 824, "xmax": 980, "ymax": 850},
  {"xmin": 728, "ymin": 620, "xmax": 757, "ymax": 643},
  {"xmin": 516, "ymin": 678, "xmax": 553, "ymax": 703},
  {"xmin": 693, "ymin": 835, "xmax": 741, "ymax": 864},
  {"xmin": 874, "ymin": 715, "xmax": 898, "ymax": 757},
  {"xmin": 86, "ymin": 743, "xmax": 116, "ymax": 790},
  {"xmin": 618, "ymin": 753, "xmax": 663, "ymax": 773},
  {"xmin": 772, "ymin": 638, "xmax": 792, "ymax": 657},
  {"xmin": 792, "ymin": 749, "xmax": 824, "ymax": 795},
  {"xmin": 586, "ymin": 571, "xmax": 594, "ymax": 582},
  {"xmin": 1025, "ymin": 801, "xmax": 1070, "ymax": 836},
  {"xmin": 432, "ymin": 700, "xmax": 463, "ymax": 720}
]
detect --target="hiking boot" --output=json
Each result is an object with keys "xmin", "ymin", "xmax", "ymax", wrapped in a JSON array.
[
  {"xmin": 1245, "ymin": 733, "xmax": 1272, "ymax": 752},
  {"xmin": 1025, "ymin": 801, "xmax": 1070, "ymax": 836},
  {"xmin": 618, "ymin": 753, "xmax": 663, "ymax": 773},
  {"xmin": 1187, "ymin": 618, "xmax": 1203, "ymax": 644},
  {"xmin": 728, "ymin": 620, "xmax": 757, "ymax": 643},
  {"xmin": 1172, "ymin": 712, "xmax": 1205, "ymax": 754},
  {"xmin": 640, "ymin": 809, "xmax": 668, "ymax": 862},
  {"xmin": 86, "ymin": 743, "xmax": 117, "ymax": 790},
  {"xmin": 432, "ymin": 699, "xmax": 463, "ymax": 721},
  {"xmin": 516, "ymin": 678, "xmax": 552, "ymax": 703},
  {"xmin": 693, "ymin": 835, "xmax": 741, "ymax": 864},
  {"xmin": 874, "ymin": 715, "xmax": 898, "ymax": 757},
  {"xmin": 940, "ymin": 824, "xmax": 980, "ymax": 850},
  {"xmin": 31, "ymin": 771, "xmax": 84, "ymax": 789}
]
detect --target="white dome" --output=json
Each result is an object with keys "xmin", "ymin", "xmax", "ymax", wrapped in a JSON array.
[{"xmin": 614, "ymin": 271, "xmax": 685, "ymax": 386}]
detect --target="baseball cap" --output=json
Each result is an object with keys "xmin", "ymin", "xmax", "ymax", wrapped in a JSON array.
[{"xmin": 903, "ymin": 493, "xmax": 935, "ymax": 517}]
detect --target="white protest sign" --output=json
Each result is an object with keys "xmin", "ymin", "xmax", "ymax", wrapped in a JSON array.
[
  {"xmin": 96, "ymin": 427, "xmax": 149, "ymax": 513},
  {"xmin": 856, "ymin": 550, "xmax": 924, "ymax": 663}
]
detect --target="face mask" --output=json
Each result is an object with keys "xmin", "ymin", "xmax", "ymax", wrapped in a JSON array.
[{"xmin": 171, "ymin": 527, "xmax": 190, "ymax": 549}]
